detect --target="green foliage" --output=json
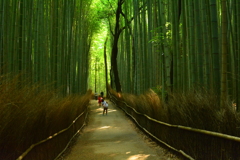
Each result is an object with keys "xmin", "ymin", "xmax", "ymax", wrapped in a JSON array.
[
  {"xmin": 0, "ymin": 0, "xmax": 94, "ymax": 95},
  {"xmin": 88, "ymin": 22, "xmax": 109, "ymax": 94},
  {"xmin": 151, "ymin": 85, "xmax": 167, "ymax": 97},
  {"xmin": 149, "ymin": 22, "xmax": 172, "ymax": 48},
  {"xmin": 88, "ymin": 0, "xmax": 115, "ymax": 94}
]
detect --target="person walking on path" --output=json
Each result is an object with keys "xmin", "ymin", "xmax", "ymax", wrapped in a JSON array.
[
  {"xmin": 98, "ymin": 95, "xmax": 102, "ymax": 106},
  {"xmin": 102, "ymin": 100, "xmax": 108, "ymax": 115}
]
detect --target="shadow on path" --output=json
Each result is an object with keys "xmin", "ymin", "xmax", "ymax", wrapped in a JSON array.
[{"xmin": 63, "ymin": 100, "xmax": 182, "ymax": 160}]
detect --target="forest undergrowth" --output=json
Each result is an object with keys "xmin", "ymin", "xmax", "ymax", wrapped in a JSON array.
[
  {"xmin": 118, "ymin": 89, "xmax": 240, "ymax": 136},
  {"xmin": 109, "ymin": 87, "xmax": 240, "ymax": 159},
  {"xmin": 0, "ymin": 75, "xmax": 92, "ymax": 160}
]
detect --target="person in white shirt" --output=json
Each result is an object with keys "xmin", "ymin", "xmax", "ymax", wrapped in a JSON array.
[{"xmin": 102, "ymin": 100, "xmax": 108, "ymax": 115}]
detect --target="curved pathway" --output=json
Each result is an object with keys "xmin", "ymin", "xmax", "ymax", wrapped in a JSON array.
[{"xmin": 63, "ymin": 100, "xmax": 182, "ymax": 160}]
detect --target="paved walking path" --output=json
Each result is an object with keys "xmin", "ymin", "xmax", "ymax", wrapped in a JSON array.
[{"xmin": 64, "ymin": 100, "xmax": 181, "ymax": 160}]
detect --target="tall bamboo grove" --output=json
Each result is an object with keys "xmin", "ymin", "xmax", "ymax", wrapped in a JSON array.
[
  {"xmin": 0, "ymin": 0, "xmax": 94, "ymax": 96},
  {"xmin": 113, "ymin": 0, "xmax": 240, "ymax": 109}
]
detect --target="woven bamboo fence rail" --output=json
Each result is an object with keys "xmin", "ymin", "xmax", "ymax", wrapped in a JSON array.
[
  {"xmin": 16, "ymin": 107, "xmax": 89, "ymax": 160},
  {"xmin": 109, "ymin": 93, "xmax": 240, "ymax": 160}
]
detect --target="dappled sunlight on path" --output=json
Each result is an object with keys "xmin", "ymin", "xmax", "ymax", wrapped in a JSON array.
[
  {"xmin": 128, "ymin": 154, "xmax": 150, "ymax": 160},
  {"xmin": 64, "ymin": 100, "xmax": 182, "ymax": 160}
]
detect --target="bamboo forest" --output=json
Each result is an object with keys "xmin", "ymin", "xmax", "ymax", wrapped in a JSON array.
[{"xmin": 1, "ymin": 0, "xmax": 240, "ymax": 160}]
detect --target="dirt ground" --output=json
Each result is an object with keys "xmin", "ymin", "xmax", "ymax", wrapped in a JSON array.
[{"xmin": 60, "ymin": 100, "xmax": 184, "ymax": 160}]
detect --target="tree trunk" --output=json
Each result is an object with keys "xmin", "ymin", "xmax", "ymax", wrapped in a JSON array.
[
  {"xmin": 111, "ymin": 36, "xmax": 122, "ymax": 92},
  {"xmin": 110, "ymin": 0, "xmax": 124, "ymax": 93},
  {"xmin": 220, "ymin": 0, "xmax": 227, "ymax": 107},
  {"xmin": 104, "ymin": 37, "xmax": 109, "ymax": 97},
  {"xmin": 209, "ymin": 0, "xmax": 220, "ymax": 93}
]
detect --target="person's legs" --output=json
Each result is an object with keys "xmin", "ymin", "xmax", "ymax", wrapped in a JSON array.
[
  {"xmin": 103, "ymin": 107, "xmax": 107, "ymax": 115},
  {"xmin": 103, "ymin": 108, "xmax": 106, "ymax": 115}
]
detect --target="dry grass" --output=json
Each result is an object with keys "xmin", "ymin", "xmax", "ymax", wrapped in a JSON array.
[
  {"xmin": 0, "ymin": 75, "xmax": 92, "ymax": 160},
  {"xmin": 111, "ymin": 90, "xmax": 240, "ymax": 160},
  {"xmin": 164, "ymin": 90, "xmax": 240, "ymax": 135},
  {"xmin": 119, "ymin": 89, "xmax": 240, "ymax": 136},
  {"xmin": 111, "ymin": 88, "xmax": 240, "ymax": 159}
]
